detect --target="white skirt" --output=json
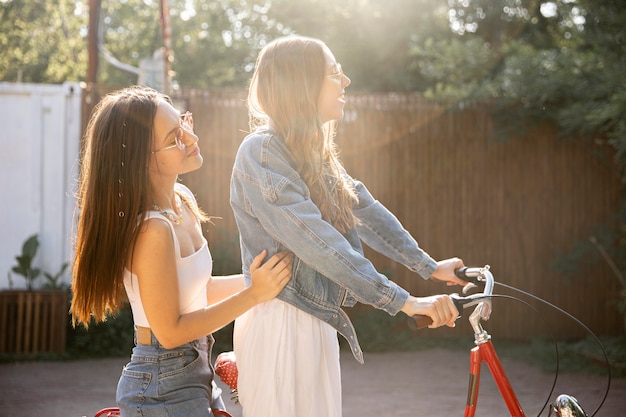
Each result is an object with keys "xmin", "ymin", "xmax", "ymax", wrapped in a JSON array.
[{"xmin": 233, "ymin": 298, "xmax": 342, "ymax": 417}]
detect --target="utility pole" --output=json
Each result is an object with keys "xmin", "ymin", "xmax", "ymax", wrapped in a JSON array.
[
  {"xmin": 87, "ymin": 0, "xmax": 101, "ymax": 85},
  {"xmin": 159, "ymin": 0, "xmax": 172, "ymax": 95}
]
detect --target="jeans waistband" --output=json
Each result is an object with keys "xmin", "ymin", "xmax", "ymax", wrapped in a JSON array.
[{"xmin": 135, "ymin": 325, "xmax": 158, "ymax": 346}]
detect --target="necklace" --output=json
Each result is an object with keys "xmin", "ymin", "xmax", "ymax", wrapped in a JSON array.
[{"xmin": 153, "ymin": 197, "xmax": 183, "ymax": 225}]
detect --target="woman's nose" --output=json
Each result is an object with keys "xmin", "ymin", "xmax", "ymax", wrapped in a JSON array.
[
  {"xmin": 343, "ymin": 74, "xmax": 351, "ymax": 88},
  {"xmin": 184, "ymin": 129, "xmax": 198, "ymax": 146}
]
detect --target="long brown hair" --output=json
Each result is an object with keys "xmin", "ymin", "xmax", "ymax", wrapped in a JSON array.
[
  {"xmin": 248, "ymin": 36, "xmax": 358, "ymax": 233},
  {"xmin": 70, "ymin": 86, "xmax": 205, "ymax": 327}
]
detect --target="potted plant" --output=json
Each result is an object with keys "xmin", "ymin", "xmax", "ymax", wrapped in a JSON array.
[
  {"xmin": 10, "ymin": 234, "xmax": 42, "ymax": 290},
  {"xmin": 0, "ymin": 234, "xmax": 69, "ymax": 355}
]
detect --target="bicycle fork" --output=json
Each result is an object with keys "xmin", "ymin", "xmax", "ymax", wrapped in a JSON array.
[
  {"xmin": 464, "ymin": 338, "xmax": 525, "ymax": 417},
  {"xmin": 464, "ymin": 301, "xmax": 525, "ymax": 417}
]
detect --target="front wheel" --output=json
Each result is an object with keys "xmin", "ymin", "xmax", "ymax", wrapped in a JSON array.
[{"xmin": 549, "ymin": 394, "xmax": 588, "ymax": 417}]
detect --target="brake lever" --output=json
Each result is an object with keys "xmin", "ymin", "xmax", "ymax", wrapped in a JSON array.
[{"xmin": 462, "ymin": 281, "xmax": 478, "ymax": 294}]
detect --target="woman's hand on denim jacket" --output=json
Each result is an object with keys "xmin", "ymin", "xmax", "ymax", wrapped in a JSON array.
[{"xmin": 246, "ymin": 250, "xmax": 293, "ymax": 304}]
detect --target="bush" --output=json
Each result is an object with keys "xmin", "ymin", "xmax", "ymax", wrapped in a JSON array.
[{"xmin": 66, "ymin": 305, "xmax": 135, "ymax": 358}]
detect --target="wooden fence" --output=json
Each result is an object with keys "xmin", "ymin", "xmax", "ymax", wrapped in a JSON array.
[
  {"xmin": 0, "ymin": 291, "xmax": 68, "ymax": 354},
  {"xmin": 82, "ymin": 86, "xmax": 622, "ymax": 339}
]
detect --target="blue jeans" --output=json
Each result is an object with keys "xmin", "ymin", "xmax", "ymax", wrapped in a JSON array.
[{"xmin": 116, "ymin": 334, "xmax": 225, "ymax": 417}]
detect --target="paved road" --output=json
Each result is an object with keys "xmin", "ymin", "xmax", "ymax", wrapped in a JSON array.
[{"xmin": 0, "ymin": 349, "xmax": 623, "ymax": 417}]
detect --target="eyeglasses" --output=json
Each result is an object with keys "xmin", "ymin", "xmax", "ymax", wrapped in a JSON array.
[
  {"xmin": 327, "ymin": 63, "xmax": 344, "ymax": 81},
  {"xmin": 152, "ymin": 111, "xmax": 194, "ymax": 153}
]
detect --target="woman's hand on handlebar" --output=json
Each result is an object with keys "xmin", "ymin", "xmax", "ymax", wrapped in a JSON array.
[
  {"xmin": 430, "ymin": 257, "xmax": 468, "ymax": 287},
  {"xmin": 401, "ymin": 294, "xmax": 459, "ymax": 328}
]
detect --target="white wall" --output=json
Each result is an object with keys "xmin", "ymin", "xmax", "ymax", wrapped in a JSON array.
[{"xmin": 0, "ymin": 82, "xmax": 82, "ymax": 290}]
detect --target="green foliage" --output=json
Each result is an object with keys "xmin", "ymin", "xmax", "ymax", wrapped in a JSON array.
[
  {"xmin": 409, "ymin": 0, "xmax": 626, "ymax": 175},
  {"xmin": 169, "ymin": 0, "xmax": 291, "ymax": 88},
  {"xmin": 553, "ymin": 223, "xmax": 626, "ymax": 325},
  {"xmin": 408, "ymin": 36, "xmax": 498, "ymax": 103},
  {"xmin": 0, "ymin": 0, "xmax": 88, "ymax": 83},
  {"xmin": 552, "ymin": 224, "xmax": 618, "ymax": 278},
  {"xmin": 208, "ymin": 228, "xmax": 242, "ymax": 276},
  {"xmin": 343, "ymin": 308, "xmax": 425, "ymax": 352},
  {"xmin": 496, "ymin": 336, "xmax": 626, "ymax": 377},
  {"xmin": 564, "ymin": 336, "xmax": 626, "ymax": 377},
  {"xmin": 41, "ymin": 262, "xmax": 70, "ymax": 291},
  {"xmin": 47, "ymin": 0, "xmax": 294, "ymax": 88},
  {"xmin": 270, "ymin": 0, "xmax": 446, "ymax": 92},
  {"xmin": 9, "ymin": 234, "xmax": 70, "ymax": 291},
  {"xmin": 11, "ymin": 234, "xmax": 41, "ymax": 290},
  {"xmin": 213, "ymin": 322, "xmax": 235, "ymax": 354},
  {"xmin": 66, "ymin": 304, "xmax": 135, "ymax": 358},
  {"xmin": 0, "ymin": 0, "xmax": 459, "ymax": 90}
]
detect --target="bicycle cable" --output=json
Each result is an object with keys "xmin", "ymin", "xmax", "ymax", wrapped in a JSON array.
[{"xmin": 493, "ymin": 282, "xmax": 611, "ymax": 417}]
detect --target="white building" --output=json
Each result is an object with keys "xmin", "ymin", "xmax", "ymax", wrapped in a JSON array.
[{"xmin": 0, "ymin": 82, "xmax": 82, "ymax": 290}]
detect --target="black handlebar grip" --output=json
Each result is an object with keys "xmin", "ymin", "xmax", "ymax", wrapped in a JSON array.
[
  {"xmin": 455, "ymin": 267, "xmax": 482, "ymax": 285},
  {"xmin": 407, "ymin": 315, "xmax": 433, "ymax": 331},
  {"xmin": 407, "ymin": 294, "xmax": 464, "ymax": 331},
  {"xmin": 455, "ymin": 267, "xmax": 468, "ymax": 279}
]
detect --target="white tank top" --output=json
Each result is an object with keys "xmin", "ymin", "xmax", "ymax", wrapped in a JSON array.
[{"xmin": 123, "ymin": 187, "xmax": 213, "ymax": 328}]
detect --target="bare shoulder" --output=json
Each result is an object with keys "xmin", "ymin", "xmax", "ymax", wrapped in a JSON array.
[{"xmin": 132, "ymin": 217, "xmax": 175, "ymax": 269}]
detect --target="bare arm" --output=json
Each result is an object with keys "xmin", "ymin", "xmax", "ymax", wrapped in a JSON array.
[
  {"xmin": 206, "ymin": 275, "xmax": 246, "ymax": 306},
  {"xmin": 133, "ymin": 219, "xmax": 292, "ymax": 348}
]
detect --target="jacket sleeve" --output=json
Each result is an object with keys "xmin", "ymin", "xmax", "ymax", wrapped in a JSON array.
[{"xmin": 351, "ymin": 178, "xmax": 437, "ymax": 280}]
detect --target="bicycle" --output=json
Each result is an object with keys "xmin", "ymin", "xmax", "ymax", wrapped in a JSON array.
[{"xmin": 408, "ymin": 265, "xmax": 610, "ymax": 417}]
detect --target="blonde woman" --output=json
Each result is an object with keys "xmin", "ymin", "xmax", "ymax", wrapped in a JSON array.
[
  {"xmin": 71, "ymin": 86, "xmax": 292, "ymax": 417},
  {"xmin": 230, "ymin": 36, "xmax": 467, "ymax": 417}
]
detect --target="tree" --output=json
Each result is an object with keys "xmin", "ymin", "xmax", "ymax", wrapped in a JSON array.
[
  {"xmin": 0, "ymin": 0, "xmax": 88, "ymax": 83},
  {"xmin": 268, "ymin": 0, "xmax": 444, "ymax": 92},
  {"xmin": 0, "ymin": 0, "xmax": 449, "ymax": 91},
  {"xmin": 169, "ymin": 0, "xmax": 291, "ymax": 89},
  {"xmin": 0, "ymin": 0, "xmax": 291, "ymax": 88},
  {"xmin": 408, "ymin": 0, "xmax": 625, "ymax": 162},
  {"xmin": 91, "ymin": 0, "xmax": 295, "ymax": 88}
]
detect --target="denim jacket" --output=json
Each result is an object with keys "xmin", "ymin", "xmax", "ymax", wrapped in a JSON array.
[{"xmin": 230, "ymin": 128, "xmax": 437, "ymax": 363}]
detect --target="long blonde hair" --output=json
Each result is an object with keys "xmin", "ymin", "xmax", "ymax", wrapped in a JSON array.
[
  {"xmin": 71, "ymin": 86, "xmax": 206, "ymax": 327},
  {"xmin": 248, "ymin": 36, "xmax": 358, "ymax": 233}
]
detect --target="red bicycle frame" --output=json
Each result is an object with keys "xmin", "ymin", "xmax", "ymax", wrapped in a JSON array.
[{"xmin": 465, "ymin": 339, "xmax": 524, "ymax": 417}]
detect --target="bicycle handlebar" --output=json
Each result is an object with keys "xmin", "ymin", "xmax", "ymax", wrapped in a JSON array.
[{"xmin": 408, "ymin": 265, "xmax": 494, "ymax": 331}]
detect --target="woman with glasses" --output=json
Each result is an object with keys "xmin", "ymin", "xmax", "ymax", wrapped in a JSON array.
[
  {"xmin": 70, "ymin": 85, "xmax": 292, "ymax": 417},
  {"xmin": 230, "ymin": 36, "xmax": 468, "ymax": 417}
]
